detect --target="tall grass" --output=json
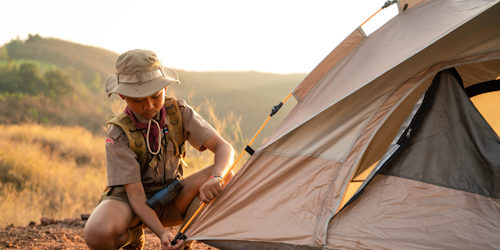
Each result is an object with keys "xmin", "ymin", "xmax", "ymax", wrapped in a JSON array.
[
  {"xmin": 184, "ymin": 98, "xmax": 249, "ymax": 176},
  {"xmin": 0, "ymin": 124, "xmax": 106, "ymax": 227},
  {"xmin": 0, "ymin": 97, "xmax": 249, "ymax": 227}
]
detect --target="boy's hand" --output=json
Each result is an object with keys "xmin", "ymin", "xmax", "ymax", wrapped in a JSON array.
[
  {"xmin": 161, "ymin": 231, "xmax": 184, "ymax": 250},
  {"xmin": 199, "ymin": 177, "xmax": 223, "ymax": 203}
]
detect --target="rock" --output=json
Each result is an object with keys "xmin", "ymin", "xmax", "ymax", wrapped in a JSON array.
[
  {"xmin": 63, "ymin": 218, "xmax": 75, "ymax": 225},
  {"xmin": 28, "ymin": 221, "xmax": 36, "ymax": 226},
  {"xmin": 40, "ymin": 218, "xmax": 56, "ymax": 226},
  {"xmin": 80, "ymin": 214, "xmax": 90, "ymax": 220}
]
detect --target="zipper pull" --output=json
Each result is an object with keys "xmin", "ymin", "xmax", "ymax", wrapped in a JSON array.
[{"xmin": 406, "ymin": 128, "xmax": 412, "ymax": 138}]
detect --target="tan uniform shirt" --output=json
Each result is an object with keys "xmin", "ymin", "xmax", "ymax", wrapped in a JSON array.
[{"xmin": 105, "ymin": 100, "xmax": 217, "ymax": 189}]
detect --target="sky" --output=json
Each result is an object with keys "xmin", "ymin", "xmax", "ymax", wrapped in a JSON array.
[{"xmin": 0, "ymin": 0, "xmax": 398, "ymax": 74}]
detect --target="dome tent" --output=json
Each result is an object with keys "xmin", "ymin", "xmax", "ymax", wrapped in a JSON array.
[{"xmin": 187, "ymin": 0, "xmax": 500, "ymax": 249}]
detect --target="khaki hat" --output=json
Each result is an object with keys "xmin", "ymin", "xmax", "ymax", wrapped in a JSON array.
[{"xmin": 105, "ymin": 49, "xmax": 180, "ymax": 98}]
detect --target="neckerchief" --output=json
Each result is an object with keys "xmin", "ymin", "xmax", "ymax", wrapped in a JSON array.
[{"xmin": 124, "ymin": 106, "xmax": 166, "ymax": 152}]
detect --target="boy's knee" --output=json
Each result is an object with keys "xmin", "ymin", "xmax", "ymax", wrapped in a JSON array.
[
  {"xmin": 84, "ymin": 223, "xmax": 105, "ymax": 249},
  {"xmin": 84, "ymin": 222, "xmax": 123, "ymax": 250}
]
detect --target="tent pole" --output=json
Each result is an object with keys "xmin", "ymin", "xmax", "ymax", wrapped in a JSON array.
[
  {"xmin": 360, "ymin": 8, "xmax": 383, "ymax": 27},
  {"xmin": 171, "ymin": 93, "xmax": 294, "ymax": 245},
  {"xmin": 360, "ymin": 0, "xmax": 398, "ymax": 27}
]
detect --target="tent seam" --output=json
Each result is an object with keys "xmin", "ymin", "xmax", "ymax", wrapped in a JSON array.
[
  {"xmin": 256, "ymin": 150, "xmax": 343, "ymax": 162},
  {"xmin": 380, "ymin": 173, "xmax": 498, "ymax": 199},
  {"xmin": 320, "ymin": 84, "xmax": 402, "ymax": 245},
  {"xmin": 292, "ymin": 91, "xmax": 300, "ymax": 102},
  {"xmin": 310, "ymin": 162, "xmax": 343, "ymax": 246},
  {"xmin": 190, "ymin": 238, "xmax": 327, "ymax": 249}
]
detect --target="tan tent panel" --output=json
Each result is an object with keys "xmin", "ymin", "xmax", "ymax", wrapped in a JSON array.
[
  {"xmin": 188, "ymin": 0, "xmax": 500, "ymax": 249},
  {"xmin": 328, "ymin": 175, "xmax": 500, "ymax": 249},
  {"xmin": 293, "ymin": 27, "xmax": 366, "ymax": 101}
]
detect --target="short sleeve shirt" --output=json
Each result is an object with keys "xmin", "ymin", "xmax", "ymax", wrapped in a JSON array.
[{"xmin": 105, "ymin": 100, "xmax": 217, "ymax": 188}]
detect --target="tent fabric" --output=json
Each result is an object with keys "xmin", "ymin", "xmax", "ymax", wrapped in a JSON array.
[
  {"xmin": 379, "ymin": 70, "xmax": 500, "ymax": 199},
  {"xmin": 328, "ymin": 69, "xmax": 500, "ymax": 249},
  {"xmin": 327, "ymin": 175, "xmax": 500, "ymax": 250},
  {"xmin": 187, "ymin": 0, "xmax": 500, "ymax": 249},
  {"xmin": 188, "ymin": 154, "xmax": 348, "ymax": 246},
  {"xmin": 357, "ymin": 51, "xmax": 500, "ymax": 176},
  {"xmin": 343, "ymin": 67, "xmax": 500, "ymax": 209},
  {"xmin": 293, "ymin": 27, "xmax": 365, "ymax": 101}
]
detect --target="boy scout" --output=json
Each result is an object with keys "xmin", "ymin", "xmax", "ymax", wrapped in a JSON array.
[{"xmin": 84, "ymin": 49, "xmax": 234, "ymax": 250}]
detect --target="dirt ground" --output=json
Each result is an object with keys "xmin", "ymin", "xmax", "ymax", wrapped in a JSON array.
[{"xmin": 0, "ymin": 218, "xmax": 217, "ymax": 250}]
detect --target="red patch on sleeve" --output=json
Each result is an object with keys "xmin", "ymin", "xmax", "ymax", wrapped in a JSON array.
[{"xmin": 105, "ymin": 137, "xmax": 115, "ymax": 144}]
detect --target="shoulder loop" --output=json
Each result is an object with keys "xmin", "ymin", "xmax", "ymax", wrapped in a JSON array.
[
  {"xmin": 164, "ymin": 97, "xmax": 186, "ymax": 159},
  {"xmin": 177, "ymin": 99, "xmax": 187, "ymax": 108},
  {"xmin": 106, "ymin": 112, "xmax": 148, "ymax": 172}
]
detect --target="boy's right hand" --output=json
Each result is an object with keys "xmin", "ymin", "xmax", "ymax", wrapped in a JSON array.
[
  {"xmin": 161, "ymin": 231, "xmax": 184, "ymax": 250},
  {"xmin": 199, "ymin": 177, "xmax": 224, "ymax": 204}
]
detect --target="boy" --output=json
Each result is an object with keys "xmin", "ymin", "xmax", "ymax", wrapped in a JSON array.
[{"xmin": 84, "ymin": 49, "xmax": 234, "ymax": 250}]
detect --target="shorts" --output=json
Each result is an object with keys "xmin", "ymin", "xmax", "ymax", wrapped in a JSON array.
[{"xmin": 99, "ymin": 186, "xmax": 203, "ymax": 229}]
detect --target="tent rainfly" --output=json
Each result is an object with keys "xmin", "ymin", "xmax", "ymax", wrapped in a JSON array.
[{"xmin": 187, "ymin": 0, "xmax": 500, "ymax": 249}]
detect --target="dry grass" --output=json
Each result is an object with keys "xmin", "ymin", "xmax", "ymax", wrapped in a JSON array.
[
  {"xmin": 183, "ymin": 98, "xmax": 249, "ymax": 176},
  {"xmin": 0, "ymin": 124, "xmax": 106, "ymax": 227}
]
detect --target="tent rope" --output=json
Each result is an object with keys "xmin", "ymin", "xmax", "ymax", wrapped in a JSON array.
[{"xmin": 171, "ymin": 93, "xmax": 294, "ymax": 244}]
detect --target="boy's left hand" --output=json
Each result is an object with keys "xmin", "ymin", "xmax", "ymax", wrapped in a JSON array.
[
  {"xmin": 199, "ymin": 177, "xmax": 223, "ymax": 203},
  {"xmin": 161, "ymin": 231, "xmax": 184, "ymax": 250}
]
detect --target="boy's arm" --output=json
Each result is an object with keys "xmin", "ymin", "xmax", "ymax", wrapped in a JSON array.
[
  {"xmin": 125, "ymin": 182, "xmax": 184, "ymax": 249},
  {"xmin": 198, "ymin": 134, "xmax": 235, "ymax": 203}
]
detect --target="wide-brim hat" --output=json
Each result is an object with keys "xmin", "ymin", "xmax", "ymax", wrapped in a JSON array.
[{"xmin": 105, "ymin": 49, "xmax": 180, "ymax": 98}]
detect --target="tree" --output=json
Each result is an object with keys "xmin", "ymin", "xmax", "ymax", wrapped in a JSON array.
[
  {"xmin": 19, "ymin": 62, "xmax": 43, "ymax": 94},
  {"xmin": 5, "ymin": 36, "xmax": 22, "ymax": 58},
  {"xmin": 0, "ymin": 46, "xmax": 9, "ymax": 60},
  {"xmin": 44, "ymin": 68, "xmax": 73, "ymax": 97},
  {"xmin": 27, "ymin": 34, "xmax": 42, "ymax": 43},
  {"xmin": 0, "ymin": 70, "xmax": 23, "ymax": 93}
]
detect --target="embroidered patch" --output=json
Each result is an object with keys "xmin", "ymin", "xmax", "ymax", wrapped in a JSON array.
[
  {"xmin": 105, "ymin": 137, "xmax": 115, "ymax": 144},
  {"xmin": 163, "ymin": 127, "xmax": 169, "ymax": 134}
]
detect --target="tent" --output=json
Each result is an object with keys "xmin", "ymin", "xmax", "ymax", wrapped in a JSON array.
[{"xmin": 187, "ymin": 0, "xmax": 500, "ymax": 249}]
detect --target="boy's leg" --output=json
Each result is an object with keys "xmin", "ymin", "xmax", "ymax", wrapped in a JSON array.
[
  {"xmin": 84, "ymin": 199, "xmax": 141, "ymax": 250},
  {"xmin": 174, "ymin": 165, "xmax": 214, "ymax": 216}
]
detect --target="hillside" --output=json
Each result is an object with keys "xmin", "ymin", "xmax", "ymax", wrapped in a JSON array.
[
  {"xmin": 1, "ymin": 35, "xmax": 305, "ymax": 143},
  {"xmin": 3, "ymin": 34, "xmax": 117, "ymax": 84}
]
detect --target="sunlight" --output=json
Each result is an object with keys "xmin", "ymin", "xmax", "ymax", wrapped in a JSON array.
[{"xmin": 471, "ymin": 91, "xmax": 500, "ymax": 136}]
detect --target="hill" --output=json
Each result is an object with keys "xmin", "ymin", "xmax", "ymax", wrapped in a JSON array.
[
  {"xmin": 2, "ymin": 34, "xmax": 117, "ymax": 85},
  {"xmin": 1, "ymin": 35, "xmax": 305, "ymax": 143}
]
